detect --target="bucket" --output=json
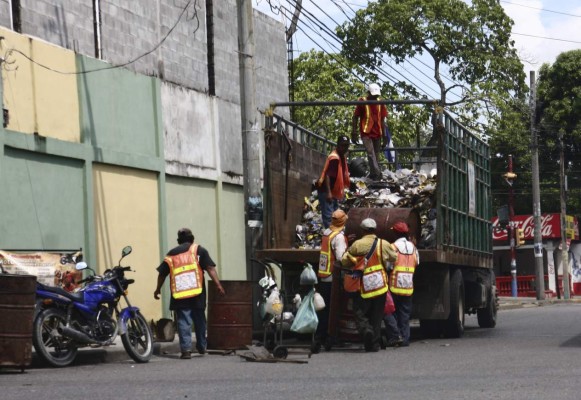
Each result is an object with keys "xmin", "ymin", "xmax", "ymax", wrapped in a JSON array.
[
  {"xmin": 207, "ymin": 281, "xmax": 253, "ymax": 350},
  {"xmin": 0, "ymin": 274, "xmax": 37, "ymax": 371}
]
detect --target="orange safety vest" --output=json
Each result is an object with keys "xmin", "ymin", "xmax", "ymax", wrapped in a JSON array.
[
  {"xmin": 359, "ymin": 240, "xmax": 389, "ymax": 299},
  {"xmin": 358, "ymin": 97, "xmax": 385, "ymax": 137},
  {"xmin": 316, "ymin": 150, "xmax": 350, "ymax": 199},
  {"xmin": 165, "ymin": 244, "xmax": 204, "ymax": 300},
  {"xmin": 389, "ymin": 242, "xmax": 417, "ymax": 296},
  {"xmin": 318, "ymin": 230, "xmax": 346, "ymax": 279}
]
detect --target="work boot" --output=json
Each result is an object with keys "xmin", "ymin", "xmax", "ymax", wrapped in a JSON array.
[
  {"xmin": 363, "ymin": 330, "xmax": 375, "ymax": 352},
  {"xmin": 196, "ymin": 345, "xmax": 206, "ymax": 355},
  {"xmin": 180, "ymin": 351, "xmax": 192, "ymax": 359},
  {"xmin": 386, "ymin": 336, "xmax": 404, "ymax": 348}
]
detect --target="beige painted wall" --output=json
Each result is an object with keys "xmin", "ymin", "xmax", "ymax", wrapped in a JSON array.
[
  {"xmin": 0, "ymin": 27, "xmax": 80, "ymax": 141},
  {"xmin": 93, "ymin": 163, "xmax": 161, "ymax": 321}
]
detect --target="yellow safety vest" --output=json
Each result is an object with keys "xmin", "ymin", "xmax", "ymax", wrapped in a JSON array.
[
  {"xmin": 318, "ymin": 230, "xmax": 346, "ymax": 278},
  {"xmin": 165, "ymin": 244, "xmax": 204, "ymax": 300},
  {"xmin": 389, "ymin": 243, "xmax": 417, "ymax": 296},
  {"xmin": 359, "ymin": 240, "xmax": 389, "ymax": 299}
]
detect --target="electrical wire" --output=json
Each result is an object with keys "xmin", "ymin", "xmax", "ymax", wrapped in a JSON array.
[{"xmin": 1, "ymin": 0, "xmax": 198, "ymax": 75}]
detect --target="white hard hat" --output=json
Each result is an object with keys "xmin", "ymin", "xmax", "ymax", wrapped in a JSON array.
[
  {"xmin": 367, "ymin": 83, "xmax": 381, "ymax": 96},
  {"xmin": 360, "ymin": 218, "xmax": 377, "ymax": 230}
]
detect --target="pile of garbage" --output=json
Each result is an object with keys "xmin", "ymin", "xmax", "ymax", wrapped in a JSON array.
[{"xmin": 294, "ymin": 168, "xmax": 437, "ymax": 249}]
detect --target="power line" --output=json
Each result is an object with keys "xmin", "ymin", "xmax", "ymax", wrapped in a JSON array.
[
  {"xmin": 500, "ymin": 1, "xmax": 581, "ymax": 18},
  {"xmin": 511, "ymin": 32, "xmax": 581, "ymax": 45},
  {"xmin": 1, "ymin": 0, "xmax": 198, "ymax": 75}
]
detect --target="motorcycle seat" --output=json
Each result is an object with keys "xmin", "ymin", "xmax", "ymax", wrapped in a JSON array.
[{"xmin": 37, "ymin": 283, "xmax": 84, "ymax": 301}]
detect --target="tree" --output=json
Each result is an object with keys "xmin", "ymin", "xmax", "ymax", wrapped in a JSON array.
[
  {"xmin": 536, "ymin": 49, "xmax": 581, "ymax": 215},
  {"xmin": 336, "ymin": 0, "xmax": 526, "ymax": 127},
  {"xmin": 289, "ymin": 50, "xmax": 430, "ymax": 153}
]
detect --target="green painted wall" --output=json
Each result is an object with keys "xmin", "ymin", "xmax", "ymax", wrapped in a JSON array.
[{"xmin": 0, "ymin": 147, "xmax": 84, "ymax": 250}]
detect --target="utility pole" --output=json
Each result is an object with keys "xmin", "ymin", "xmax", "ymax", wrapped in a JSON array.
[
  {"xmin": 529, "ymin": 71, "xmax": 545, "ymax": 300},
  {"xmin": 559, "ymin": 130, "xmax": 570, "ymax": 299},
  {"xmin": 238, "ymin": 0, "xmax": 262, "ymax": 279},
  {"xmin": 505, "ymin": 155, "xmax": 518, "ymax": 297}
]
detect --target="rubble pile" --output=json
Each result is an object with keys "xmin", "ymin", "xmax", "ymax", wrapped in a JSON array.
[{"xmin": 294, "ymin": 168, "xmax": 438, "ymax": 249}]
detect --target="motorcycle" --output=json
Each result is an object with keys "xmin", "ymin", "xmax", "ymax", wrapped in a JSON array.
[{"xmin": 33, "ymin": 245, "xmax": 153, "ymax": 367}]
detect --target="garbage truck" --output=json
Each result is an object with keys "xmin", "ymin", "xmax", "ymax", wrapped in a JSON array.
[{"xmin": 255, "ymin": 101, "xmax": 497, "ymax": 341}]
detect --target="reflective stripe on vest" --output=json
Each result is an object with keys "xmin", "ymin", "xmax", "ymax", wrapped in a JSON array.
[
  {"xmin": 360, "ymin": 97, "xmax": 383, "ymax": 135},
  {"xmin": 389, "ymin": 243, "xmax": 417, "ymax": 296},
  {"xmin": 360, "ymin": 241, "xmax": 389, "ymax": 299},
  {"xmin": 318, "ymin": 230, "xmax": 343, "ymax": 278},
  {"xmin": 165, "ymin": 244, "xmax": 204, "ymax": 300}
]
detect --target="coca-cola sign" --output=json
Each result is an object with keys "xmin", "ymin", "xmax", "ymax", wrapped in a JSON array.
[{"xmin": 491, "ymin": 213, "xmax": 579, "ymax": 242}]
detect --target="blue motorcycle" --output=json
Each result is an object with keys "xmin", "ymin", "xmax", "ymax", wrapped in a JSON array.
[{"xmin": 33, "ymin": 246, "xmax": 153, "ymax": 367}]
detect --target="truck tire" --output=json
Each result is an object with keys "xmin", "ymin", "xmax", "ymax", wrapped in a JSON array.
[
  {"xmin": 444, "ymin": 268, "xmax": 465, "ymax": 338},
  {"xmin": 477, "ymin": 271, "xmax": 498, "ymax": 328}
]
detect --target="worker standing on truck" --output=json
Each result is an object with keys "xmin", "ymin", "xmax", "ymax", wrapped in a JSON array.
[
  {"xmin": 351, "ymin": 83, "xmax": 388, "ymax": 181},
  {"xmin": 316, "ymin": 209, "xmax": 349, "ymax": 348},
  {"xmin": 154, "ymin": 228, "xmax": 226, "ymax": 359},
  {"xmin": 342, "ymin": 218, "xmax": 397, "ymax": 352},
  {"xmin": 384, "ymin": 221, "xmax": 419, "ymax": 347},
  {"xmin": 316, "ymin": 135, "xmax": 351, "ymax": 228}
]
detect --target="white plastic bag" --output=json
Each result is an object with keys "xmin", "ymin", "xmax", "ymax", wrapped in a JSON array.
[
  {"xmin": 300, "ymin": 263, "xmax": 318, "ymax": 285},
  {"xmin": 265, "ymin": 288, "xmax": 283, "ymax": 316},
  {"xmin": 313, "ymin": 292, "xmax": 326, "ymax": 311}
]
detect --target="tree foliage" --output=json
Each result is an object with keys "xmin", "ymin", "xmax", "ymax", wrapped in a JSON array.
[
  {"xmin": 336, "ymin": 0, "xmax": 526, "ymax": 125},
  {"xmin": 290, "ymin": 50, "xmax": 432, "ymax": 152},
  {"xmin": 536, "ymin": 49, "xmax": 581, "ymax": 215}
]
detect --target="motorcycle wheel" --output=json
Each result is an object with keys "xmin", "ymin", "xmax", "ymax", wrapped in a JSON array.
[
  {"xmin": 121, "ymin": 311, "xmax": 153, "ymax": 363},
  {"xmin": 32, "ymin": 308, "xmax": 78, "ymax": 367}
]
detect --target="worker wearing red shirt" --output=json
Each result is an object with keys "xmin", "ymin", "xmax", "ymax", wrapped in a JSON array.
[{"xmin": 351, "ymin": 83, "xmax": 388, "ymax": 181}]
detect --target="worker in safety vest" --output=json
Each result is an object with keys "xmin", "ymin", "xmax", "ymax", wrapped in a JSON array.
[
  {"xmin": 316, "ymin": 209, "xmax": 349, "ymax": 348},
  {"xmin": 154, "ymin": 228, "xmax": 225, "ymax": 359},
  {"xmin": 383, "ymin": 221, "xmax": 419, "ymax": 347},
  {"xmin": 351, "ymin": 83, "xmax": 388, "ymax": 181},
  {"xmin": 341, "ymin": 218, "xmax": 397, "ymax": 352},
  {"xmin": 316, "ymin": 135, "xmax": 351, "ymax": 228}
]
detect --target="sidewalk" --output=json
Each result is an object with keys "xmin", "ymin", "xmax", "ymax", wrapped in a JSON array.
[{"xmin": 498, "ymin": 295, "xmax": 581, "ymax": 310}]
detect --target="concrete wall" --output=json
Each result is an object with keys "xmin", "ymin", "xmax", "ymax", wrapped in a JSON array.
[
  {"xmin": 1, "ymin": 27, "xmax": 80, "ymax": 140},
  {"xmin": 0, "ymin": 1, "xmax": 290, "ymax": 112}
]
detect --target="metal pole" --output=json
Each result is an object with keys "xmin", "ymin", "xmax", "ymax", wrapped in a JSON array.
[
  {"xmin": 530, "ymin": 71, "xmax": 545, "ymax": 300},
  {"xmin": 238, "ymin": 0, "xmax": 262, "ymax": 280},
  {"xmin": 508, "ymin": 155, "xmax": 517, "ymax": 297},
  {"xmin": 559, "ymin": 132, "xmax": 570, "ymax": 299}
]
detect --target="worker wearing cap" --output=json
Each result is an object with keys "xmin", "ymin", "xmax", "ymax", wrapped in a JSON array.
[
  {"xmin": 351, "ymin": 83, "xmax": 388, "ymax": 181},
  {"xmin": 384, "ymin": 221, "xmax": 419, "ymax": 347},
  {"xmin": 154, "ymin": 228, "xmax": 226, "ymax": 359},
  {"xmin": 316, "ymin": 136, "xmax": 351, "ymax": 228},
  {"xmin": 341, "ymin": 218, "xmax": 397, "ymax": 352},
  {"xmin": 316, "ymin": 209, "xmax": 349, "ymax": 348}
]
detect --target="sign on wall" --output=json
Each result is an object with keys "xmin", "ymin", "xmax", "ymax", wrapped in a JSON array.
[
  {"xmin": 0, "ymin": 250, "xmax": 83, "ymax": 291},
  {"xmin": 491, "ymin": 213, "xmax": 579, "ymax": 242}
]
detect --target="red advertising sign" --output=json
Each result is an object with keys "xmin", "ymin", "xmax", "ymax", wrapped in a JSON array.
[{"xmin": 492, "ymin": 213, "xmax": 579, "ymax": 242}]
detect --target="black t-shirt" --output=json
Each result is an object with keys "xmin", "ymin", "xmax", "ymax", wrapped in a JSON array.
[{"xmin": 157, "ymin": 242, "xmax": 216, "ymax": 310}]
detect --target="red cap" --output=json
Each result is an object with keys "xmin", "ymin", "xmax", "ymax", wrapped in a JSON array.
[{"xmin": 392, "ymin": 221, "xmax": 409, "ymax": 234}]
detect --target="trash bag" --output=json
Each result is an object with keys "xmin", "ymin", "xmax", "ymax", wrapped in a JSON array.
[
  {"xmin": 290, "ymin": 289, "xmax": 318, "ymax": 334},
  {"xmin": 384, "ymin": 291, "xmax": 395, "ymax": 315},
  {"xmin": 313, "ymin": 291, "xmax": 326, "ymax": 311},
  {"xmin": 300, "ymin": 263, "xmax": 318, "ymax": 285},
  {"xmin": 265, "ymin": 288, "xmax": 283, "ymax": 316}
]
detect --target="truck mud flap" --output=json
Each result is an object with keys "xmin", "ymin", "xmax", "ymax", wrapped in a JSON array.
[{"xmin": 413, "ymin": 264, "xmax": 449, "ymax": 320}]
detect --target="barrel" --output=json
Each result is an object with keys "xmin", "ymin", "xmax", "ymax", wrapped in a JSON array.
[
  {"xmin": 207, "ymin": 281, "xmax": 253, "ymax": 350},
  {"xmin": 0, "ymin": 274, "xmax": 36, "ymax": 371},
  {"xmin": 345, "ymin": 208, "xmax": 421, "ymax": 244},
  {"xmin": 338, "ymin": 295, "xmax": 360, "ymax": 342}
]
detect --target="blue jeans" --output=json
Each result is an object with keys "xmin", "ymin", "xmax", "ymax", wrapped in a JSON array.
[
  {"xmin": 318, "ymin": 190, "xmax": 338, "ymax": 229},
  {"xmin": 392, "ymin": 295, "xmax": 412, "ymax": 345},
  {"xmin": 176, "ymin": 308, "xmax": 207, "ymax": 352},
  {"xmin": 383, "ymin": 312, "xmax": 401, "ymax": 341}
]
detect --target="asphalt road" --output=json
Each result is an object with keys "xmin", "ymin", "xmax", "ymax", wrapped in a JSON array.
[{"xmin": 2, "ymin": 303, "xmax": 581, "ymax": 400}]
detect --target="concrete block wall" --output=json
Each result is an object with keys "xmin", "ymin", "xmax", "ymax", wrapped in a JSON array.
[{"xmin": 0, "ymin": 1, "xmax": 10, "ymax": 29}]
